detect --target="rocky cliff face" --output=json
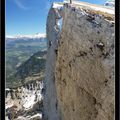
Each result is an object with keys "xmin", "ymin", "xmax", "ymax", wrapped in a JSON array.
[
  {"xmin": 43, "ymin": 3, "xmax": 63, "ymax": 120},
  {"xmin": 6, "ymin": 80, "xmax": 43, "ymax": 120},
  {"xmin": 44, "ymin": 2, "xmax": 114, "ymax": 120}
]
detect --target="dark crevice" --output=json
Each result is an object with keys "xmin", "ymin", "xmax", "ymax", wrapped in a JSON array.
[
  {"xmin": 86, "ymin": 15, "xmax": 95, "ymax": 22},
  {"xmin": 56, "ymin": 100, "xmax": 58, "ymax": 110},
  {"xmin": 104, "ymin": 79, "xmax": 108, "ymax": 86},
  {"xmin": 68, "ymin": 62, "xmax": 71, "ymax": 68},
  {"xmin": 101, "ymin": 52, "xmax": 110, "ymax": 58},
  {"xmin": 76, "ymin": 51, "xmax": 87, "ymax": 57},
  {"xmin": 62, "ymin": 79, "xmax": 66, "ymax": 86},
  {"xmin": 55, "ymin": 49, "xmax": 58, "ymax": 55},
  {"xmin": 96, "ymin": 42, "xmax": 105, "ymax": 51}
]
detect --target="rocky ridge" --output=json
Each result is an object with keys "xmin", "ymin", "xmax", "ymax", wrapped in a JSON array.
[{"xmin": 6, "ymin": 80, "xmax": 44, "ymax": 120}]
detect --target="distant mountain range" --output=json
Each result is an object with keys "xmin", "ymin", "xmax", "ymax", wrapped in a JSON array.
[{"xmin": 6, "ymin": 33, "xmax": 46, "ymax": 41}]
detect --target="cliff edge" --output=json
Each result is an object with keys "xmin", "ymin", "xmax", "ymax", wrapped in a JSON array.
[{"xmin": 44, "ymin": 2, "xmax": 114, "ymax": 120}]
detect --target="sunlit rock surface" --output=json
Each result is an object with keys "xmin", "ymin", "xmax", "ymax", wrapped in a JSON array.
[{"xmin": 44, "ymin": 2, "xmax": 114, "ymax": 120}]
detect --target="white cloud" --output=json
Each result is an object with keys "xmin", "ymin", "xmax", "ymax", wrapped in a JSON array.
[{"xmin": 14, "ymin": 0, "xmax": 29, "ymax": 10}]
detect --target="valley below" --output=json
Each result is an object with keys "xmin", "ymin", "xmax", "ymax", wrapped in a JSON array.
[{"xmin": 5, "ymin": 34, "xmax": 47, "ymax": 120}]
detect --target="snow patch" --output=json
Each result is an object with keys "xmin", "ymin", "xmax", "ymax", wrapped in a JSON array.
[
  {"xmin": 6, "ymin": 88, "xmax": 11, "ymax": 91},
  {"xmin": 23, "ymin": 94, "xmax": 36, "ymax": 110},
  {"xmin": 6, "ymin": 33, "xmax": 46, "ymax": 39},
  {"xmin": 57, "ymin": 18, "xmax": 63, "ymax": 31},
  {"xmin": 27, "ymin": 113, "xmax": 42, "ymax": 119},
  {"xmin": 52, "ymin": 3, "xmax": 63, "ymax": 9},
  {"xmin": 6, "ymin": 103, "xmax": 14, "ymax": 109}
]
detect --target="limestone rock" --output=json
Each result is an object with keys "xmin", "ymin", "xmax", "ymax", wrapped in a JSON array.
[{"xmin": 44, "ymin": 2, "xmax": 114, "ymax": 120}]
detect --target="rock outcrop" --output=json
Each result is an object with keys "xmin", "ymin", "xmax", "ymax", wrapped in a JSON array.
[
  {"xmin": 5, "ymin": 80, "xmax": 44, "ymax": 120},
  {"xmin": 43, "ymin": 3, "xmax": 63, "ymax": 120},
  {"xmin": 44, "ymin": 2, "xmax": 114, "ymax": 120}
]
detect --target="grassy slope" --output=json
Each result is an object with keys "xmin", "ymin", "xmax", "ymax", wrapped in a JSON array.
[{"xmin": 6, "ymin": 38, "xmax": 47, "ymax": 88}]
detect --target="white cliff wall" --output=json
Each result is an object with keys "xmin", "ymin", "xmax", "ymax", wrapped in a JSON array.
[
  {"xmin": 43, "ymin": 4, "xmax": 63, "ymax": 120},
  {"xmin": 44, "ymin": 2, "xmax": 114, "ymax": 120}
]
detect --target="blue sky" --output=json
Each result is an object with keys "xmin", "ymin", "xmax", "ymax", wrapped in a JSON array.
[{"xmin": 6, "ymin": 0, "xmax": 107, "ymax": 36}]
